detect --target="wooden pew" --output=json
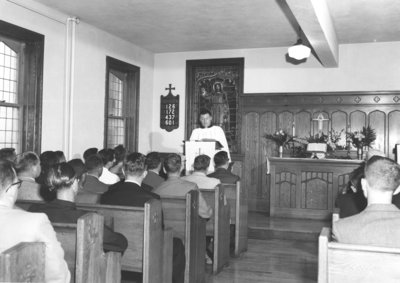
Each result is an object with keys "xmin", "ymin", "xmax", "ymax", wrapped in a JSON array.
[
  {"xmin": 53, "ymin": 213, "xmax": 121, "ymax": 283},
  {"xmin": 0, "ymin": 242, "xmax": 45, "ymax": 282},
  {"xmin": 16, "ymin": 199, "xmax": 172, "ymax": 283},
  {"xmin": 200, "ymin": 185, "xmax": 230, "ymax": 274},
  {"xmin": 75, "ymin": 200, "xmax": 172, "ymax": 283},
  {"xmin": 221, "ymin": 181, "xmax": 248, "ymax": 256},
  {"xmin": 160, "ymin": 190, "xmax": 206, "ymax": 283},
  {"xmin": 318, "ymin": 227, "xmax": 400, "ymax": 283}
]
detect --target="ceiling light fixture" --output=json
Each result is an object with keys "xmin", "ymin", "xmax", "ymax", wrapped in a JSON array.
[{"xmin": 288, "ymin": 38, "xmax": 311, "ymax": 60}]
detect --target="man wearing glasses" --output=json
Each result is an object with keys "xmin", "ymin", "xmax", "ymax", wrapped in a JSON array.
[{"xmin": 0, "ymin": 160, "xmax": 70, "ymax": 283}]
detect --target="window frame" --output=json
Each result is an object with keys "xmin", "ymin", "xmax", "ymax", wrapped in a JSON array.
[
  {"xmin": 104, "ymin": 56, "xmax": 140, "ymax": 152},
  {"xmin": 0, "ymin": 20, "xmax": 44, "ymax": 154}
]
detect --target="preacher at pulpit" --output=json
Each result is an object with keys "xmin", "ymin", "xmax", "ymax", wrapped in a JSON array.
[{"xmin": 190, "ymin": 108, "xmax": 231, "ymax": 160}]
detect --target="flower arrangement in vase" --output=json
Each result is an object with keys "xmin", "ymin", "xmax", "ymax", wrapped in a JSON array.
[
  {"xmin": 264, "ymin": 129, "xmax": 293, "ymax": 157},
  {"xmin": 347, "ymin": 126, "xmax": 376, "ymax": 159}
]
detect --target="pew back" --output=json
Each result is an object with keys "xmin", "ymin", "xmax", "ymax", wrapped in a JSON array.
[
  {"xmin": 53, "ymin": 213, "xmax": 121, "ymax": 283},
  {"xmin": 0, "ymin": 242, "xmax": 45, "ymax": 282},
  {"xmin": 221, "ymin": 181, "xmax": 248, "ymax": 256},
  {"xmin": 76, "ymin": 199, "xmax": 170, "ymax": 283},
  {"xmin": 160, "ymin": 190, "xmax": 206, "ymax": 283},
  {"xmin": 200, "ymin": 185, "xmax": 230, "ymax": 274},
  {"xmin": 16, "ymin": 199, "xmax": 171, "ymax": 283},
  {"xmin": 318, "ymin": 227, "xmax": 400, "ymax": 283}
]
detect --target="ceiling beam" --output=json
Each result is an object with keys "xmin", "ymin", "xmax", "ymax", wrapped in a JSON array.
[{"xmin": 286, "ymin": 0, "xmax": 338, "ymax": 67}]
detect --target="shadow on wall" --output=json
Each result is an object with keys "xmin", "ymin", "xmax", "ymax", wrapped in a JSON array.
[{"xmin": 148, "ymin": 132, "xmax": 183, "ymax": 154}]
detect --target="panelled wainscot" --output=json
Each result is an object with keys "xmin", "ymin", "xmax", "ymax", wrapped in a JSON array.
[
  {"xmin": 269, "ymin": 158, "xmax": 362, "ymax": 220},
  {"xmin": 241, "ymin": 91, "xmax": 400, "ymax": 214}
]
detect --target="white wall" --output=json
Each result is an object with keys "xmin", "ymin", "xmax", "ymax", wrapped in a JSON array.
[
  {"xmin": 152, "ymin": 42, "xmax": 400, "ymax": 152},
  {"xmin": 0, "ymin": 0, "xmax": 155, "ymax": 158}
]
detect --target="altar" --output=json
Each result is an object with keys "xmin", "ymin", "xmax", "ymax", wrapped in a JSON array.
[{"xmin": 269, "ymin": 157, "xmax": 362, "ymax": 220}]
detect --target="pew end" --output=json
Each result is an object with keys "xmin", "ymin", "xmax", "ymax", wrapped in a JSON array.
[
  {"xmin": 318, "ymin": 227, "xmax": 400, "ymax": 283},
  {"xmin": 160, "ymin": 190, "xmax": 206, "ymax": 283},
  {"xmin": 221, "ymin": 181, "xmax": 248, "ymax": 257},
  {"xmin": 200, "ymin": 185, "xmax": 230, "ymax": 274},
  {"xmin": 0, "ymin": 242, "xmax": 45, "ymax": 282},
  {"xmin": 53, "ymin": 212, "xmax": 121, "ymax": 283}
]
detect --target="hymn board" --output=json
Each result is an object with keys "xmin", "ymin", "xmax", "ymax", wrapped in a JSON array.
[{"xmin": 160, "ymin": 84, "xmax": 179, "ymax": 132}]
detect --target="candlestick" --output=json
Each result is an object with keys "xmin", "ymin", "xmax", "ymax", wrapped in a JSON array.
[{"xmin": 292, "ymin": 121, "xmax": 295, "ymax": 136}]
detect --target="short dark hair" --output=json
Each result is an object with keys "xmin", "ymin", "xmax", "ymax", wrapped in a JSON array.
[
  {"xmin": 0, "ymin": 148, "xmax": 16, "ymax": 162},
  {"xmin": 199, "ymin": 108, "xmax": 212, "ymax": 116},
  {"xmin": 364, "ymin": 156, "xmax": 400, "ymax": 192},
  {"xmin": 85, "ymin": 154, "xmax": 104, "ymax": 173},
  {"xmin": 124, "ymin": 152, "xmax": 146, "ymax": 176},
  {"xmin": 193, "ymin": 154, "xmax": 210, "ymax": 171},
  {"xmin": 83, "ymin": 147, "xmax": 98, "ymax": 162},
  {"xmin": 146, "ymin": 152, "xmax": 161, "ymax": 170},
  {"xmin": 98, "ymin": 149, "xmax": 115, "ymax": 165},
  {"xmin": 46, "ymin": 162, "xmax": 76, "ymax": 191},
  {"xmin": 213, "ymin": 151, "xmax": 229, "ymax": 167},
  {"xmin": 0, "ymin": 160, "xmax": 16, "ymax": 191},
  {"xmin": 40, "ymin": 151, "xmax": 58, "ymax": 168},
  {"xmin": 164, "ymin": 153, "xmax": 181, "ymax": 173},
  {"xmin": 67, "ymin": 159, "xmax": 86, "ymax": 180},
  {"xmin": 15, "ymin": 151, "xmax": 40, "ymax": 173},
  {"xmin": 114, "ymin": 145, "xmax": 126, "ymax": 163},
  {"xmin": 54, "ymin": 150, "xmax": 66, "ymax": 163}
]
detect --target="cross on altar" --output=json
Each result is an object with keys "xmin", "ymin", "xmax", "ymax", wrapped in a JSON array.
[
  {"xmin": 313, "ymin": 113, "xmax": 329, "ymax": 135},
  {"xmin": 165, "ymin": 84, "xmax": 175, "ymax": 95}
]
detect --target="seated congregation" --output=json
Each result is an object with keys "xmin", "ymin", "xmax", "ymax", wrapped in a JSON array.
[
  {"xmin": 0, "ymin": 145, "xmax": 241, "ymax": 283},
  {"xmin": 319, "ymin": 155, "xmax": 400, "ymax": 282}
]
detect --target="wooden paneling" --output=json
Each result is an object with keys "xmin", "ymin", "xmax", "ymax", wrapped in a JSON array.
[
  {"xmin": 369, "ymin": 110, "xmax": 386, "ymax": 152},
  {"xmin": 269, "ymin": 158, "xmax": 362, "ymax": 220},
  {"xmin": 243, "ymin": 112, "xmax": 261, "ymax": 211},
  {"xmin": 278, "ymin": 111, "xmax": 293, "ymax": 134},
  {"xmin": 295, "ymin": 111, "xmax": 311, "ymax": 138},
  {"xmin": 349, "ymin": 110, "xmax": 366, "ymax": 133},
  {"xmin": 241, "ymin": 91, "xmax": 400, "ymax": 213},
  {"xmin": 388, "ymin": 110, "xmax": 400, "ymax": 160}
]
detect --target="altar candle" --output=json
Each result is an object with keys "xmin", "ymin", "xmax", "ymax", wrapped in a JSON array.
[{"xmin": 292, "ymin": 122, "xmax": 295, "ymax": 136}]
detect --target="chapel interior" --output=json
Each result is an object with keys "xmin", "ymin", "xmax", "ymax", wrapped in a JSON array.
[{"xmin": 1, "ymin": 0, "xmax": 400, "ymax": 282}]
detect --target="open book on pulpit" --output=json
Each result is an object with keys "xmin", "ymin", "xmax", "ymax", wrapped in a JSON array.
[{"xmin": 184, "ymin": 140, "xmax": 219, "ymax": 174}]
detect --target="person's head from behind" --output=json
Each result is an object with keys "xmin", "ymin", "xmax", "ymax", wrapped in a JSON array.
[
  {"xmin": 40, "ymin": 151, "xmax": 58, "ymax": 169},
  {"xmin": 199, "ymin": 108, "xmax": 213, "ymax": 129},
  {"xmin": 114, "ymin": 145, "xmax": 126, "ymax": 164},
  {"xmin": 0, "ymin": 148, "xmax": 16, "ymax": 163},
  {"xmin": 83, "ymin": 147, "xmax": 98, "ymax": 162},
  {"xmin": 98, "ymin": 148, "xmax": 115, "ymax": 169},
  {"xmin": 164, "ymin": 153, "xmax": 182, "ymax": 176},
  {"xmin": 214, "ymin": 151, "xmax": 229, "ymax": 169},
  {"xmin": 193, "ymin": 154, "xmax": 210, "ymax": 173},
  {"xmin": 85, "ymin": 154, "xmax": 104, "ymax": 177},
  {"xmin": 15, "ymin": 151, "xmax": 41, "ymax": 178},
  {"xmin": 146, "ymin": 152, "xmax": 162, "ymax": 173},
  {"xmin": 361, "ymin": 156, "xmax": 400, "ymax": 202},
  {"xmin": 0, "ymin": 160, "xmax": 20, "ymax": 204},
  {"xmin": 47, "ymin": 162, "xmax": 78, "ymax": 199},
  {"xmin": 54, "ymin": 150, "xmax": 66, "ymax": 163},
  {"xmin": 67, "ymin": 159, "xmax": 86, "ymax": 190},
  {"xmin": 124, "ymin": 152, "xmax": 147, "ymax": 181}
]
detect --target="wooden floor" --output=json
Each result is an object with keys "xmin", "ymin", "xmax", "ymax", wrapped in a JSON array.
[
  {"xmin": 123, "ymin": 212, "xmax": 330, "ymax": 283},
  {"xmin": 205, "ymin": 238, "xmax": 318, "ymax": 283}
]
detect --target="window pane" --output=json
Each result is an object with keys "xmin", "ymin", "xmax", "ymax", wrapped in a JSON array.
[
  {"xmin": 0, "ymin": 106, "xmax": 19, "ymax": 150},
  {"xmin": 108, "ymin": 72, "xmax": 123, "ymax": 117},
  {"xmin": 0, "ymin": 41, "xmax": 18, "ymax": 104},
  {"xmin": 107, "ymin": 117, "xmax": 125, "ymax": 149}
]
